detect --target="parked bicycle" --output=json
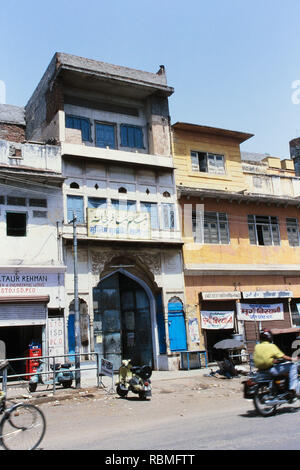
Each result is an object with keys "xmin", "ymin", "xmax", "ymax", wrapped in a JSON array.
[{"xmin": 0, "ymin": 361, "xmax": 46, "ymax": 450}]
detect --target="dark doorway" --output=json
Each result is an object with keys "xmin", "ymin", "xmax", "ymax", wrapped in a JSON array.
[
  {"xmin": 93, "ymin": 272, "xmax": 153, "ymax": 370},
  {"xmin": 0, "ymin": 326, "xmax": 42, "ymax": 374}
]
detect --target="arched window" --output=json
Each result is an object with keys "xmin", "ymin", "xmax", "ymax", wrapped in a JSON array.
[
  {"xmin": 70, "ymin": 182, "xmax": 80, "ymax": 189},
  {"xmin": 118, "ymin": 187, "xmax": 127, "ymax": 194},
  {"xmin": 163, "ymin": 191, "xmax": 171, "ymax": 198}
]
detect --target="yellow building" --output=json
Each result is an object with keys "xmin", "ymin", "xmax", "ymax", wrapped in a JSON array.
[{"xmin": 172, "ymin": 122, "xmax": 300, "ymax": 361}]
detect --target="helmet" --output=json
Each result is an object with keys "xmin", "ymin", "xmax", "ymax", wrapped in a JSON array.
[{"xmin": 259, "ymin": 329, "xmax": 273, "ymax": 342}]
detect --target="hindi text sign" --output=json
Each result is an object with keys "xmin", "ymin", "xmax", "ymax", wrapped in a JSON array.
[{"xmin": 238, "ymin": 303, "xmax": 284, "ymax": 322}]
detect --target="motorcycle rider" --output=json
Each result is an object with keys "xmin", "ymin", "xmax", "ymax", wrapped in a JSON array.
[{"xmin": 253, "ymin": 329, "xmax": 300, "ymax": 398}]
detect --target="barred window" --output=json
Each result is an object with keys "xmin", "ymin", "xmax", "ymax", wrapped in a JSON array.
[
  {"xmin": 33, "ymin": 211, "xmax": 48, "ymax": 218},
  {"xmin": 286, "ymin": 218, "xmax": 300, "ymax": 247},
  {"xmin": 29, "ymin": 199, "xmax": 47, "ymax": 208},
  {"xmin": 248, "ymin": 215, "xmax": 280, "ymax": 246},
  {"xmin": 7, "ymin": 197, "xmax": 26, "ymax": 206},
  {"xmin": 191, "ymin": 151, "xmax": 225, "ymax": 175},
  {"xmin": 192, "ymin": 211, "xmax": 230, "ymax": 244}
]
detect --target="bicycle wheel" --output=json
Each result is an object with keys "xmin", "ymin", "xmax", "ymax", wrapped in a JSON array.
[{"xmin": 0, "ymin": 403, "xmax": 46, "ymax": 450}]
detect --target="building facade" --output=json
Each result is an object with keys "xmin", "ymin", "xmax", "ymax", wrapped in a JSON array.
[
  {"xmin": 0, "ymin": 104, "xmax": 65, "ymax": 367},
  {"xmin": 172, "ymin": 122, "xmax": 300, "ymax": 360},
  {"xmin": 25, "ymin": 53, "xmax": 186, "ymax": 370}
]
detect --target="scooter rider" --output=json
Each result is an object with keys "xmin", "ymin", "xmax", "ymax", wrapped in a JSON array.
[{"xmin": 253, "ymin": 329, "xmax": 300, "ymax": 398}]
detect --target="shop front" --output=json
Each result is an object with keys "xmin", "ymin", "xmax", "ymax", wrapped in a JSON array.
[
  {"xmin": 93, "ymin": 271, "xmax": 155, "ymax": 370},
  {"xmin": 64, "ymin": 243, "xmax": 186, "ymax": 371},
  {"xmin": 239, "ymin": 290, "xmax": 295, "ymax": 354},
  {"xmin": 0, "ymin": 269, "xmax": 65, "ymax": 368},
  {"xmin": 199, "ymin": 291, "xmax": 241, "ymax": 362}
]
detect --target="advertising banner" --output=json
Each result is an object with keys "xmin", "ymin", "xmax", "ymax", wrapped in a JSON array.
[
  {"xmin": 99, "ymin": 358, "xmax": 114, "ymax": 377},
  {"xmin": 188, "ymin": 318, "xmax": 200, "ymax": 342},
  {"xmin": 87, "ymin": 208, "xmax": 150, "ymax": 239},
  {"xmin": 201, "ymin": 311, "xmax": 234, "ymax": 330},
  {"xmin": 0, "ymin": 272, "xmax": 65, "ymax": 308},
  {"xmin": 48, "ymin": 317, "xmax": 65, "ymax": 360},
  {"xmin": 238, "ymin": 303, "xmax": 284, "ymax": 322}
]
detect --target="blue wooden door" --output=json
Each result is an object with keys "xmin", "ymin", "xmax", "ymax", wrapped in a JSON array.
[
  {"xmin": 95, "ymin": 123, "xmax": 116, "ymax": 149},
  {"xmin": 68, "ymin": 314, "xmax": 75, "ymax": 361},
  {"xmin": 67, "ymin": 195, "xmax": 84, "ymax": 223},
  {"xmin": 168, "ymin": 300, "xmax": 187, "ymax": 351}
]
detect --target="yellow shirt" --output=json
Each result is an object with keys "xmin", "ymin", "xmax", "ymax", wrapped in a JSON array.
[{"xmin": 253, "ymin": 341, "xmax": 284, "ymax": 370}]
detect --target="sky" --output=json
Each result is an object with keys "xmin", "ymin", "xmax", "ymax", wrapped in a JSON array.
[{"xmin": 1, "ymin": 0, "xmax": 300, "ymax": 158}]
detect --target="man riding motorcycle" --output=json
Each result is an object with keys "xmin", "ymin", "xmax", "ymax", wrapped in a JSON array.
[{"xmin": 253, "ymin": 329, "xmax": 300, "ymax": 398}]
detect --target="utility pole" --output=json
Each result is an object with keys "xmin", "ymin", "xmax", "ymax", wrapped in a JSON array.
[{"xmin": 72, "ymin": 211, "xmax": 81, "ymax": 388}]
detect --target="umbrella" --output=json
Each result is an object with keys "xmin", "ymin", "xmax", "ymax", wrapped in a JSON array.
[{"xmin": 213, "ymin": 339, "xmax": 245, "ymax": 350}]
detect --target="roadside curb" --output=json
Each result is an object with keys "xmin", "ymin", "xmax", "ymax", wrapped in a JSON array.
[{"xmin": 8, "ymin": 385, "xmax": 107, "ymax": 406}]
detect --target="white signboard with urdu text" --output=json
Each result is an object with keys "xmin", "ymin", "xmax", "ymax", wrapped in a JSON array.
[{"xmin": 87, "ymin": 208, "xmax": 150, "ymax": 239}]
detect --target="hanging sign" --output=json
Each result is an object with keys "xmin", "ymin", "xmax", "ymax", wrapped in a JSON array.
[
  {"xmin": 201, "ymin": 311, "xmax": 234, "ymax": 330},
  {"xmin": 238, "ymin": 303, "xmax": 284, "ymax": 321},
  {"xmin": 202, "ymin": 291, "xmax": 241, "ymax": 300},
  {"xmin": 242, "ymin": 291, "xmax": 292, "ymax": 299},
  {"xmin": 87, "ymin": 208, "xmax": 151, "ymax": 239}
]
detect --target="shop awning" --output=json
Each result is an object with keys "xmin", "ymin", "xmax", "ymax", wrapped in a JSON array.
[
  {"xmin": 271, "ymin": 327, "xmax": 300, "ymax": 335},
  {"xmin": 0, "ymin": 296, "xmax": 50, "ymax": 303}
]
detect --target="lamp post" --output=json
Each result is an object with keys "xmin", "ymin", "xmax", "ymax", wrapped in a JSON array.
[{"xmin": 72, "ymin": 211, "xmax": 81, "ymax": 389}]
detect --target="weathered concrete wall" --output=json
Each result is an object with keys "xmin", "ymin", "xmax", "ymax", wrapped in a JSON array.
[
  {"xmin": 0, "ymin": 139, "xmax": 61, "ymax": 173},
  {"xmin": 146, "ymin": 96, "xmax": 171, "ymax": 157},
  {"xmin": 25, "ymin": 53, "xmax": 58, "ymax": 141}
]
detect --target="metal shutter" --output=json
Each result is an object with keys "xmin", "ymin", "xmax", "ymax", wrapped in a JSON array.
[{"xmin": 0, "ymin": 303, "xmax": 47, "ymax": 326}]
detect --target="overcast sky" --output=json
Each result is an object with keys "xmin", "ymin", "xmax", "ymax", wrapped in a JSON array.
[{"xmin": 1, "ymin": 0, "xmax": 300, "ymax": 158}]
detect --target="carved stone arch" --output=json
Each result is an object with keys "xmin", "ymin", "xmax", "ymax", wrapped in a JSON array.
[
  {"xmin": 168, "ymin": 296, "xmax": 184, "ymax": 306},
  {"xmin": 101, "ymin": 254, "xmax": 159, "ymax": 293}
]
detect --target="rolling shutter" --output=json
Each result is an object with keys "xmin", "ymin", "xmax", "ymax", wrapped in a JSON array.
[{"xmin": 0, "ymin": 303, "xmax": 47, "ymax": 326}]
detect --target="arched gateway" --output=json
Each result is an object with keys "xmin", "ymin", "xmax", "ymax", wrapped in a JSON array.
[{"xmin": 93, "ymin": 271, "xmax": 156, "ymax": 370}]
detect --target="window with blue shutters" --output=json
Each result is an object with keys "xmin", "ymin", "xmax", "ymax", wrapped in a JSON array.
[
  {"xmin": 67, "ymin": 195, "xmax": 84, "ymax": 223},
  {"xmin": 88, "ymin": 198, "xmax": 107, "ymax": 209},
  {"xmin": 120, "ymin": 125, "xmax": 144, "ymax": 149},
  {"xmin": 95, "ymin": 123, "xmax": 116, "ymax": 149},
  {"xmin": 162, "ymin": 203, "xmax": 176, "ymax": 230},
  {"xmin": 65, "ymin": 115, "xmax": 91, "ymax": 142},
  {"xmin": 140, "ymin": 202, "xmax": 159, "ymax": 229},
  {"xmin": 111, "ymin": 200, "xmax": 136, "ymax": 212}
]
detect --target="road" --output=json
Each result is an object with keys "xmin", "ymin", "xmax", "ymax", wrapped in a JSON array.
[{"xmin": 35, "ymin": 374, "xmax": 300, "ymax": 451}]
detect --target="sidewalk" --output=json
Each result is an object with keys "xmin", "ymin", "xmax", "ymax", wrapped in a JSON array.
[{"xmin": 3, "ymin": 361, "xmax": 250, "ymax": 405}]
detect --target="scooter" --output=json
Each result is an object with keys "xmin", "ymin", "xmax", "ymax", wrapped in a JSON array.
[
  {"xmin": 116, "ymin": 359, "xmax": 152, "ymax": 400},
  {"xmin": 28, "ymin": 359, "xmax": 74, "ymax": 392}
]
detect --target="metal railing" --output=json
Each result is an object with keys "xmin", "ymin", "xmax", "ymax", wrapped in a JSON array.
[{"xmin": 0, "ymin": 352, "xmax": 103, "ymax": 395}]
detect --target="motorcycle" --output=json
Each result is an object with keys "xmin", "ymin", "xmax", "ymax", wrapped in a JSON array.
[
  {"xmin": 116, "ymin": 359, "xmax": 152, "ymax": 400},
  {"xmin": 243, "ymin": 362, "xmax": 300, "ymax": 417},
  {"xmin": 29, "ymin": 359, "xmax": 74, "ymax": 393}
]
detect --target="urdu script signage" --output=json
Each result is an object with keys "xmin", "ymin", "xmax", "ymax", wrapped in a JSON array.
[{"xmin": 87, "ymin": 208, "xmax": 151, "ymax": 240}]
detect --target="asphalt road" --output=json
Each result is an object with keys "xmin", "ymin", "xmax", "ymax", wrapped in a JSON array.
[{"xmin": 36, "ymin": 376, "xmax": 300, "ymax": 451}]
